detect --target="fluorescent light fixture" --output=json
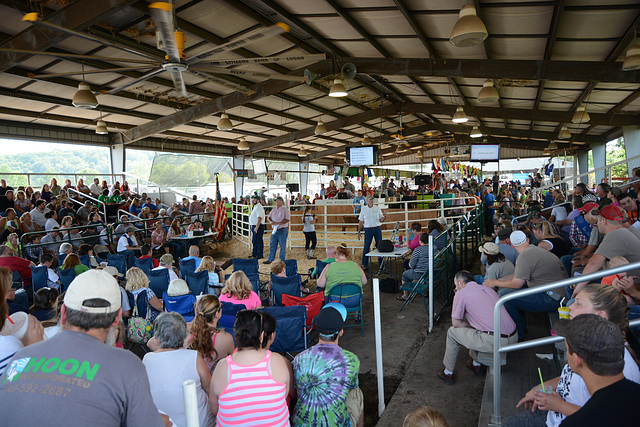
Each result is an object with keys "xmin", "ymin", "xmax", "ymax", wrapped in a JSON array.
[
  {"xmin": 329, "ymin": 79, "xmax": 347, "ymax": 97},
  {"xmin": 452, "ymin": 106, "xmax": 469, "ymax": 123},
  {"xmin": 217, "ymin": 113, "xmax": 233, "ymax": 131}
]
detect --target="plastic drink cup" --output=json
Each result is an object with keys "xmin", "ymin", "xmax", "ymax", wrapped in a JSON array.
[
  {"xmin": 1, "ymin": 312, "xmax": 28, "ymax": 340},
  {"xmin": 533, "ymin": 384, "xmax": 554, "ymax": 394},
  {"xmin": 558, "ymin": 307, "xmax": 571, "ymax": 319},
  {"xmin": 398, "ymin": 235, "xmax": 403, "ymax": 244}
]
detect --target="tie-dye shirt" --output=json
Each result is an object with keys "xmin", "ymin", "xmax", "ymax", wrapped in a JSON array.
[{"xmin": 292, "ymin": 343, "xmax": 360, "ymax": 427}]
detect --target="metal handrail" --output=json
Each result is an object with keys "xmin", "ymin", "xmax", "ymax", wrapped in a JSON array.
[
  {"xmin": 491, "ymin": 260, "xmax": 640, "ymax": 425},
  {"xmin": 118, "ymin": 208, "xmax": 141, "ymax": 221},
  {"xmin": 66, "ymin": 187, "xmax": 107, "ymax": 220},
  {"xmin": 0, "ymin": 172, "xmax": 126, "ymax": 188}
]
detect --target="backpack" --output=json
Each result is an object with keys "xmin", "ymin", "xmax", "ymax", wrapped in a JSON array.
[{"xmin": 126, "ymin": 292, "xmax": 153, "ymax": 344}]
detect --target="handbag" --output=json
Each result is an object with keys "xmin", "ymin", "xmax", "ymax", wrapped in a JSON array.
[
  {"xmin": 377, "ymin": 239, "xmax": 394, "ymax": 253},
  {"xmin": 127, "ymin": 293, "xmax": 153, "ymax": 344}
]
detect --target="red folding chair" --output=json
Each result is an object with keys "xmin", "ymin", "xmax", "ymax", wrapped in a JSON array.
[{"xmin": 282, "ymin": 291, "xmax": 325, "ymax": 329}]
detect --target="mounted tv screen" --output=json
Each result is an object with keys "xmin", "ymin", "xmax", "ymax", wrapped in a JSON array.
[
  {"xmin": 471, "ymin": 145, "xmax": 500, "ymax": 161},
  {"xmin": 252, "ymin": 158, "xmax": 268, "ymax": 175},
  {"xmin": 346, "ymin": 145, "xmax": 378, "ymax": 167}
]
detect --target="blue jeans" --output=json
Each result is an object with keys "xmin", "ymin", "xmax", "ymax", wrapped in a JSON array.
[
  {"xmin": 119, "ymin": 249, "xmax": 140, "ymax": 269},
  {"xmin": 629, "ymin": 305, "xmax": 640, "ymax": 323},
  {"xmin": 252, "ymin": 224, "xmax": 264, "ymax": 258},
  {"xmin": 362, "ymin": 226, "xmax": 382, "ymax": 267},
  {"xmin": 268, "ymin": 227, "xmax": 288, "ymax": 262},
  {"xmin": 560, "ymin": 254, "xmax": 576, "ymax": 278},
  {"xmin": 505, "ymin": 292, "xmax": 560, "ymax": 337}
]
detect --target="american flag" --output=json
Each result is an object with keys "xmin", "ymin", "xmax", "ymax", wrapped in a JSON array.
[{"xmin": 212, "ymin": 175, "xmax": 227, "ymax": 240}]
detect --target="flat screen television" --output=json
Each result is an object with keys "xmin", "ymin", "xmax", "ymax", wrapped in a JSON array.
[
  {"xmin": 252, "ymin": 158, "xmax": 268, "ymax": 175},
  {"xmin": 346, "ymin": 145, "xmax": 378, "ymax": 167},
  {"xmin": 471, "ymin": 145, "xmax": 500, "ymax": 161}
]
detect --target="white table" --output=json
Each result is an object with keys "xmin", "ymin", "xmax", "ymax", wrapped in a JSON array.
[
  {"xmin": 365, "ymin": 246, "xmax": 411, "ymax": 288},
  {"xmin": 170, "ymin": 231, "xmax": 219, "ymax": 253}
]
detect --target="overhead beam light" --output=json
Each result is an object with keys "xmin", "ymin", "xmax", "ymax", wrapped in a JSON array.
[
  {"xmin": 558, "ymin": 125, "xmax": 571, "ymax": 139},
  {"xmin": 217, "ymin": 113, "xmax": 233, "ymax": 131},
  {"xmin": 72, "ymin": 82, "xmax": 98, "ymax": 109},
  {"xmin": 95, "ymin": 120, "xmax": 108, "ymax": 135},
  {"xmin": 329, "ymin": 79, "xmax": 347, "ymax": 97},
  {"xmin": 361, "ymin": 134, "xmax": 372, "ymax": 145},
  {"xmin": 298, "ymin": 146, "xmax": 308, "ymax": 157},
  {"xmin": 622, "ymin": 45, "xmax": 640, "ymax": 71},
  {"xmin": 547, "ymin": 140, "xmax": 559, "ymax": 150},
  {"xmin": 470, "ymin": 126, "xmax": 482, "ymax": 138},
  {"xmin": 571, "ymin": 105, "xmax": 590, "ymax": 124},
  {"xmin": 451, "ymin": 106, "xmax": 469, "ymax": 123},
  {"xmin": 477, "ymin": 79, "xmax": 499, "ymax": 104},
  {"xmin": 449, "ymin": 4, "xmax": 488, "ymax": 48},
  {"xmin": 237, "ymin": 137, "xmax": 249, "ymax": 151},
  {"xmin": 314, "ymin": 121, "xmax": 327, "ymax": 135}
]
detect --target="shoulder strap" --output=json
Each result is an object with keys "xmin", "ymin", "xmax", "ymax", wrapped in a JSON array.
[{"xmin": 574, "ymin": 215, "xmax": 592, "ymax": 240}]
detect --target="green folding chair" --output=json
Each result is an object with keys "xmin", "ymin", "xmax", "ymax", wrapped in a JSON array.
[{"xmin": 398, "ymin": 270, "xmax": 430, "ymax": 314}]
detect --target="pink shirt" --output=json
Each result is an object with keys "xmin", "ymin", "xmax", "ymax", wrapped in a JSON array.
[
  {"xmin": 451, "ymin": 282, "xmax": 516, "ymax": 335},
  {"xmin": 408, "ymin": 232, "xmax": 422, "ymax": 250},
  {"xmin": 268, "ymin": 206, "xmax": 291, "ymax": 229},
  {"xmin": 219, "ymin": 291, "xmax": 261, "ymax": 310}
]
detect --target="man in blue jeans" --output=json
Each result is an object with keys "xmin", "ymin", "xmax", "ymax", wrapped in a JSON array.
[
  {"xmin": 249, "ymin": 195, "xmax": 265, "ymax": 259},
  {"xmin": 264, "ymin": 196, "xmax": 290, "ymax": 264},
  {"xmin": 357, "ymin": 196, "xmax": 386, "ymax": 268},
  {"xmin": 483, "ymin": 230, "xmax": 567, "ymax": 337}
]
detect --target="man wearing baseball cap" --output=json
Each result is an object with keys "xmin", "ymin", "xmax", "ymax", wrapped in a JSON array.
[
  {"xmin": 486, "ymin": 229, "xmax": 567, "ymax": 337},
  {"xmin": 474, "ymin": 241, "xmax": 515, "ymax": 292},
  {"xmin": 249, "ymin": 194, "xmax": 265, "ymax": 259},
  {"xmin": 574, "ymin": 204, "xmax": 640, "ymax": 296},
  {"xmin": 0, "ymin": 270, "xmax": 168, "ymax": 426},
  {"xmin": 554, "ymin": 314, "xmax": 639, "ymax": 426},
  {"xmin": 292, "ymin": 304, "xmax": 363, "ymax": 427}
]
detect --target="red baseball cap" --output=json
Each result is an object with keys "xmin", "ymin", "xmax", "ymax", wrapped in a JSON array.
[
  {"xmin": 578, "ymin": 202, "xmax": 599, "ymax": 213},
  {"xmin": 595, "ymin": 205, "xmax": 624, "ymax": 221}
]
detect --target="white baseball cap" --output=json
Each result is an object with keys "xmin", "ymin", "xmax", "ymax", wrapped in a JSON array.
[
  {"xmin": 509, "ymin": 230, "xmax": 527, "ymax": 246},
  {"xmin": 64, "ymin": 270, "xmax": 121, "ymax": 314}
]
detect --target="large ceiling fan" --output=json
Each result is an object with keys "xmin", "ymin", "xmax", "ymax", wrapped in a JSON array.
[{"xmin": 6, "ymin": 2, "xmax": 325, "ymax": 98}]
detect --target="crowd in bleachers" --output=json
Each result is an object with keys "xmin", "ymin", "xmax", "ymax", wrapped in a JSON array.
[{"xmin": 1, "ymin": 168, "xmax": 640, "ymax": 426}]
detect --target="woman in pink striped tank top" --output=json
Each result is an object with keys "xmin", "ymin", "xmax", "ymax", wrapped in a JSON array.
[{"xmin": 210, "ymin": 310, "xmax": 291, "ymax": 426}]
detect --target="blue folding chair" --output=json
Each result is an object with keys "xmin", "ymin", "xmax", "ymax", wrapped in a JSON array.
[
  {"xmin": 311, "ymin": 260, "xmax": 330, "ymax": 279},
  {"xmin": 219, "ymin": 302, "xmax": 247, "ymax": 339},
  {"xmin": 327, "ymin": 283, "xmax": 364, "ymax": 336},
  {"xmin": 184, "ymin": 270, "xmax": 208, "ymax": 296},
  {"xmin": 179, "ymin": 258, "xmax": 196, "ymax": 279},
  {"xmin": 58, "ymin": 268, "xmax": 77, "ymax": 291},
  {"xmin": 78, "ymin": 255, "xmax": 92, "ymax": 269},
  {"xmin": 284, "ymin": 260, "xmax": 298, "ymax": 277},
  {"xmin": 57, "ymin": 253, "xmax": 68, "ymax": 267},
  {"xmin": 147, "ymin": 268, "xmax": 170, "ymax": 299},
  {"xmin": 259, "ymin": 306, "xmax": 307, "ymax": 354},
  {"xmin": 11, "ymin": 271, "xmax": 24, "ymax": 290},
  {"xmin": 134, "ymin": 257, "xmax": 154, "ymax": 275},
  {"xmin": 232, "ymin": 258, "xmax": 259, "ymax": 274},
  {"xmin": 223, "ymin": 273, "xmax": 261, "ymax": 295},
  {"xmin": 270, "ymin": 274, "xmax": 302, "ymax": 307},
  {"xmin": 107, "ymin": 254, "xmax": 127, "ymax": 277},
  {"xmin": 163, "ymin": 293, "xmax": 197, "ymax": 322},
  {"xmin": 30, "ymin": 265, "xmax": 49, "ymax": 297}
]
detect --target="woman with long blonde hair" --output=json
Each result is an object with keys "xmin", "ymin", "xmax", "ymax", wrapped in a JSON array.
[
  {"xmin": 219, "ymin": 271, "xmax": 261, "ymax": 310},
  {"xmin": 195, "ymin": 256, "xmax": 222, "ymax": 294},
  {"xmin": 189, "ymin": 295, "xmax": 234, "ymax": 373},
  {"xmin": 125, "ymin": 267, "xmax": 163, "ymax": 320}
]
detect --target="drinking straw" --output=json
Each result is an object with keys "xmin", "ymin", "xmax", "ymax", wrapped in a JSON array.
[
  {"xmin": 538, "ymin": 367, "xmax": 546, "ymax": 393},
  {"xmin": 6, "ymin": 314, "xmax": 14, "ymax": 324},
  {"xmin": 560, "ymin": 297, "xmax": 566, "ymax": 308}
]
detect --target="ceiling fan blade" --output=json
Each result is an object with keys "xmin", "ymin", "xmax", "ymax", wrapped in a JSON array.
[
  {"xmin": 22, "ymin": 13, "xmax": 158, "ymax": 60},
  {"xmin": 148, "ymin": 2, "xmax": 181, "ymax": 63},
  {"xmin": 186, "ymin": 23, "xmax": 290, "ymax": 66},
  {"xmin": 195, "ymin": 53, "xmax": 326, "ymax": 67},
  {"xmin": 29, "ymin": 66, "xmax": 156, "ymax": 79},
  {"xmin": 170, "ymin": 69, "xmax": 188, "ymax": 98},
  {"xmin": 184, "ymin": 69, "xmax": 255, "ymax": 95},
  {"xmin": 191, "ymin": 66, "xmax": 304, "ymax": 82},
  {"xmin": 0, "ymin": 48, "xmax": 159, "ymax": 64},
  {"xmin": 106, "ymin": 67, "xmax": 165, "ymax": 95}
]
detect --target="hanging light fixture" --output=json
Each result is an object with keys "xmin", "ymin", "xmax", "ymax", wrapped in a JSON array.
[
  {"xmin": 547, "ymin": 140, "xmax": 559, "ymax": 151},
  {"xmin": 72, "ymin": 82, "xmax": 98, "ymax": 109},
  {"xmin": 298, "ymin": 146, "xmax": 308, "ymax": 157},
  {"xmin": 477, "ymin": 80, "xmax": 499, "ymax": 104},
  {"xmin": 571, "ymin": 105, "xmax": 590, "ymax": 124},
  {"xmin": 217, "ymin": 113, "xmax": 233, "ymax": 131},
  {"xmin": 558, "ymin": 125, "xmax": 571, "ymax": 139},
  {"xmin": 416, "ymin": 150, "xmax": 424, "ymax": 159},
  {"xmin": 95, "ymin": 111, "xmax": 108, "ymax": 135},
  {"xmin": 329, "ymin": 79, "xmax": 347, "ymax": 97},
  {"xmin": 452, "ymin": 106, "xmax": 469, "ymax": 123},
  {"xmin": 314, "ymin": 121, "xmax": 327, "ymax": 135},
  {"xmin": 449, "ymin": 4, "xmax": 488, "ymax": 47},
  {"xmin": 361, "ymin": 134, "xmax": 373, "ymax": 145},
  {"xmin": 470, "ymin": 126, "xmax": 482, "ymax": 138},
  {"xmin": 622, "ymin": 42, "xmax": 640, "ymax": 71},
  {"xmin": 237, "ymin": 137, "xmax": 249, "ymax": 151}
]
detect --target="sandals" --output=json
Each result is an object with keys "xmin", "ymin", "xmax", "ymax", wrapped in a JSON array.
[{"xmin": 396, "ymin": 295, "xmax": 408, "ymax": 301}]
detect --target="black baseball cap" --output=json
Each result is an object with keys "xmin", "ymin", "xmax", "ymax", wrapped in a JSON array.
[{"xmin": 316, "ymin": 306, "xmax": 345, "ymax": 334}]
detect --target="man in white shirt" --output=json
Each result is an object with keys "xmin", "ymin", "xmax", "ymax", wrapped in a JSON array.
[
  {"xmin": 249, "ymin": 195, "xmax": 266, "ymax": 259},
  {"xmin": 117, "ymin": 226, "xmax": 140, "ymax": 269},
  {"xmin": 357, "ymin": 196, "xmax": 386, "ymax": 268},
  {"xmin": 152, "ymin": 254, "xmax": 179, "ymax": 282},
  {"xmin": 89, "ymin": 177, "xmax": 101, "ymax": 198},
  {"xmin": 29, "ymin": 200, "xmax": 48, "ymax": 228}
]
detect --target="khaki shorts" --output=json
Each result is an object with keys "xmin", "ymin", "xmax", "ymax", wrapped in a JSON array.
[{"xmin": 346, "ymin": 387, "xmax": 364, "ymax": 427}]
